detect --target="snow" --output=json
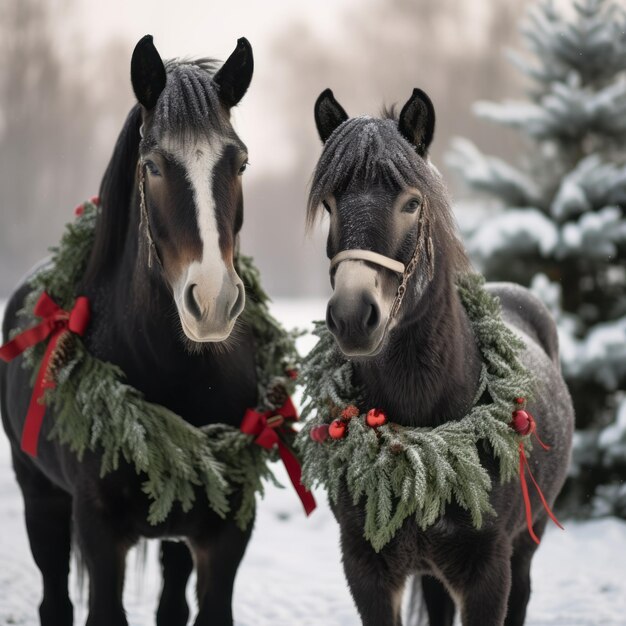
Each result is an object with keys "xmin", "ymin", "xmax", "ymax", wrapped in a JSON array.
[
  {"xmin": 445, "ymin": 138, "xmax": 541, "ymax": 207},
  {"xmin": 556, "ymin": 205, "xmax": 626, "ymax": 260},
  {"xmin": 468, "ymin": 209, "xmax": 558, "ymax": 260},
  {"xmin": 561, "ymin": 314, "xmax": 626, "ymax": 390},
  {"xmin": 2, "ymin": 298, "xmax": 626, "ymax": 625}
]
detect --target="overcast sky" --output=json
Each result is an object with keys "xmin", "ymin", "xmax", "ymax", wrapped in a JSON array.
[{"xmin": 58, "ymin": 0, "xmax": 361, "ymax": 179}]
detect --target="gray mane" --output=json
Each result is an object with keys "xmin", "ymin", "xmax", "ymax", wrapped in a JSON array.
[{"xmin": 151, "ymin": 58, "xmax": 230, "ymax": 140}]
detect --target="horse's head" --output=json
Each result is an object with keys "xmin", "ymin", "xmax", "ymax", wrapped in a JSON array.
[
  {"xmin": 130, "ymin": 35, "xmax": 253, "ymax": 343},
  {"xmin": 309, "ymin": 88, "xmax": 466, "ymax": 357}
]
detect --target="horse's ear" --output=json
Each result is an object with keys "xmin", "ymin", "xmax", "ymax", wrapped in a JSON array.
[
  {"xmin": 314, "ymin": 89, "xmax": 349, "ymax": 143},
  {"xmin": 398, "ymin": 88, "xmax": 435, "ymax": 156},
  {"xmin": 131, "ymin": 35, "xmax": 167, "ymax": 111},
  {"xmin": 213, "ymin": 38, "xmax": 254, "ymax": 108}
]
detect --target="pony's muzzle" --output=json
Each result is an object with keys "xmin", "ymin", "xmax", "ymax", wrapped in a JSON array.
[
  {"xmin": 327, "ymin": 291, "xmax": 381, "ymax": 340},
  {"xmin": 326, "ymin": 259, "xmax": 396, "ymax": 356},
  {"xmin": 327, "ymin": 290, "xmax": 384, "ymax": 356}
]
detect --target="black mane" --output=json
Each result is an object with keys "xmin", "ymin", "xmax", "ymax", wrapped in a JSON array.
[{"xmin": 82, "ymin": 104, "xmax": 142, "ymax": 286}]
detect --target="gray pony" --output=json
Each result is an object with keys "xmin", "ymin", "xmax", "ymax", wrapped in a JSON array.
[{"xmin": 307, "ymin": 87, "xmax": 574, "ymax": 626}]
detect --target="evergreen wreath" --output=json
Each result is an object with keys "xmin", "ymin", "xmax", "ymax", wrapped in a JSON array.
[
  {"xmin": 16, "ymin": 199, "xmax": 299, "ymax": 530},
  {"xmin": 296, "ymin": 274, "xmax": 536, "ymax": 551}
]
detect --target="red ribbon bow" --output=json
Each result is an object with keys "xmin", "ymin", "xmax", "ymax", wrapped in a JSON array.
[
  {"xmin": 241, "ymin": 397, "xmax": 316, "ymax": 516},
  {"xmin": 0, "ymin": 292, "xmax": 90, "ymax": 457},
  {"xmin": 511, "ymin": 407, "xmax": 564, "ymax": 544}
]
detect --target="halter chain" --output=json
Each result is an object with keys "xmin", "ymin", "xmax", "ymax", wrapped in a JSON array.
[
  {"xmin": 138, "ymin": 162, "xmax": 163, "ymax": 270},
  {"xmin": 329, "ymin": 204, "xmax": 434, "ymax": 321}
]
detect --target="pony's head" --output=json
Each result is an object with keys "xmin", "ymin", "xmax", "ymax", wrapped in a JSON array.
[
  {"xmin": 308, "ymin": 88, "xmax": 467, "ymax": 357},
  {"xmin": 130, "ymin": 35, "xmax": 253, "ymax": 343}
]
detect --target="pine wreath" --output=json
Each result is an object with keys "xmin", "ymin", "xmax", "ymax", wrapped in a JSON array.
[
  {"xmin": 296, "ymin": 274, "xmax": 537, "ymax": 551},
  {"xmin": 15, "ymin": 199, "xmax": 300, "ymax": 530}
]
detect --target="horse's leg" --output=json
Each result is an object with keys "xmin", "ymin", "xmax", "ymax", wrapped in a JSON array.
[
  {"xmin": 73, "ymin": 494, "xmax": 133, "ymax": 626},
  {"xmin": 422, "ymin": 575, "xmax": 456, "ymax": 626},
  {"xmin": 190, "ymin": 518, "xmax": 253, "ymax": 626},
  {"xmin": 439, "ymin": 531, "xmax": 512, "ymax": 626},
  {"xmin": 157, "ymin": 540, "xmax": 194, "ymax": 626},
  {"xmin": 339, "ymin": 527, "xmax": 407, "ymax": 626},
  {"xmin": 13, "ymin": 449, "xmax": 74, "ymax": 626},
  {"xmin": 504, "ymin": 519, "xmax": 546, "ymax": 626}
]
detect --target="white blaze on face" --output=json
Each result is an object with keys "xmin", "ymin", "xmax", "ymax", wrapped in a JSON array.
[{"xmin": 163, "ymin": 134, "xmax": 244, "ymax": 342}]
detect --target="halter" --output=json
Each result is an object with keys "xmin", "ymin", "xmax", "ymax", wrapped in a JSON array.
[
  {"xmin": 138, "ymin": 161, "xmax": 163, "ymax": 270},
  {"xmin": 329, "ymin": 205, "xmax": 434, "ymax": 321}
]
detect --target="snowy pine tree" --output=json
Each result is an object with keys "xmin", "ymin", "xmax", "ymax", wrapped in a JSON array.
[{"xmin": 447, "ymin": 0, "xmax": 626, "ymax": 517}]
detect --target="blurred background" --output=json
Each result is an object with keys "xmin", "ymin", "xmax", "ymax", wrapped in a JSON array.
[
  {"xmin": 0, "ymin": 0, "xmax": 530, "ymax": 298},
  {"xmin": 1, "ymin": 0, "xmax": 625, "ymax": 560}
]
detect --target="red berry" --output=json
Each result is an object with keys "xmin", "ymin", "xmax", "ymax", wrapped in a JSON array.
[
  {"xmin": 328, "ymin": 419, "xmax": 347, "ymax": 439},
  {"xmin": 341, "ymin": 405, "xmax": 360, "ymax": 421},
  {"xmin": 310, "ymin": 424, "xmax": 329, "ymax": 443},
  {"xmin": 366, "ymin": 408, "xmax": 387, "ymax": 428},
  {"xmin": 515, "ymin": 397, "xmax": 526, "ymax": 405},
  {"xmin": 511, "ymin": 409, "xmax": 533, "ymax": 436},
  {"xmin": 90, "ymin": 195, "xmax": 100, "ymax": 206},
  {"xmin": 74, "ymin": 205, "xmax": 84, "ymax": 216}
]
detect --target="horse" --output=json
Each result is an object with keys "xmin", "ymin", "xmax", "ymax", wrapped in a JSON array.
[
  {"xmin": 1, "ymin": 35, "xmax": 258, "ymax": 626},
  {"xmin": 306, "ymin": 88, "xmax": 574, "ymax": 626}
]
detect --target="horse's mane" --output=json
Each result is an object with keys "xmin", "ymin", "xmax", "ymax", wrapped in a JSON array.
[
  {"xmin": 82, "ymin": 58, "xmax": 225, "ymax": 285},
  {"xmin": 307, "ymin": 114, "xmax": 469, "ymax": 276},
  {"xmin": 82, "ymin": 104, "xmax": 142, "ymax": 286}
]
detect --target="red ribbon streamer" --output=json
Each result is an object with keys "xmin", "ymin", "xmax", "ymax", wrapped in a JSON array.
[
  {"xmin": 241, "ymin": 397, "xmax": 317, "ymax": 516},
  {"xmin": 0, "ymin": 292, "xmax": 90, "ymax": 457},
  {"xmin": 514, "ymin": 412, "xmax": 564, "ymax": 544}
]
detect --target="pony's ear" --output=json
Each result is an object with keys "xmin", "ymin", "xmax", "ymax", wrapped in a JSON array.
[
  {"xmin": 398, "ymin": 88, "xmax": 435, "ymax": 156},
  {"xmin": 314, "ymin": 89, "xmax": 349, "ymax": 143},
  {"xmin": 131, "ymin": 35, "xmax": 167, "ymax": 111},
  {"xmin": 213, "ymin": 38, "xmax": 254, "ymax": 108}
]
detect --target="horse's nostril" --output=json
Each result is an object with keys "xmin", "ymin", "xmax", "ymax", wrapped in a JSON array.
[
  {"xmin": 184, "ymin": 283, "xmax": 203, "ymax": 321},
  {"xmin": 326, "ymin": 304, "xmax": 338, "ymax": 333},
  {"xmin": 365, "ymin": 303, "xmax": 380, "ymax": 330},
  {"xmin": 229, "ymin": 282, "xmax": 245, "ymax": 320}
]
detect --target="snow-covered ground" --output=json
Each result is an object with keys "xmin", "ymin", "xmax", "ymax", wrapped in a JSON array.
[{"xmin": 1, "ymin": 298, "xmax": 626, "ymax": 625}]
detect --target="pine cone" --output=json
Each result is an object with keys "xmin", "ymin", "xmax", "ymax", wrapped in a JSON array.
[
  {"xmin": 265, "ymin": 378, "xmax": 288, "ymax": 409},
  {"xmin": 43, "ymin": 331, "xmax": 74, "ymax": 385}
]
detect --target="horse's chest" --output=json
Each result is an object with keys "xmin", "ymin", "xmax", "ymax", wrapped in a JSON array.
[
  {"xmin": 139, "ymin": 357, "xmax": 258, "ymax": 429},
  {"xmin": 86, "ymin": 326, "xmax": 258, "ymax": 429}
]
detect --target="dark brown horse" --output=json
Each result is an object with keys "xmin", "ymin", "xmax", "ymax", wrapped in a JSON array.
[
  {"xmin": 1, "ymin": 35, "xmax": 257, "ymax": 626},
  {"xmin": 308, "ymin": 87, "xmax": 574, "ymax": 626}
]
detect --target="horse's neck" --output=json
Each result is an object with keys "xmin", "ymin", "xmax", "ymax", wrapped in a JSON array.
[
  {"xmin": 356, "ymin": 274, "xmax": 482, "ymax": 427},
  {"xmin": 88, "ymin": 194, "xmax": 194, "ymax": 371}
]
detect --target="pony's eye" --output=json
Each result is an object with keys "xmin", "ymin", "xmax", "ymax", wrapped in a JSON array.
[
  {"xmin": 322, "ymin": 200, "xmax": 332, "ymax": 213},
  {"xmin": 145, "ymin": 160, "xmax": 161, "ymax": 177},
  {"xmin": 403, "ymin": 197, "xmax": 421, "ymax": 213},
  {"xmin": 238, "ymin": 161, "xmax": 248, "ymax": 175}
]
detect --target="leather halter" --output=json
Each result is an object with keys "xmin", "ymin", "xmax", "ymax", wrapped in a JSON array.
[
  {"xmin": 328, "ymin": 206, "xmax": 433, "ymax": 321},
  {"xmin": 330, "ymin": 250, "xmax": 405, "ymax": 276}
]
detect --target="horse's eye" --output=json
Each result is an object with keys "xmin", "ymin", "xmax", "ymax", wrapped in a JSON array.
[
  {"xmin": 403, "ymin": 197, "xmax": 421, "ymax": 213},
  {"xmin": 238, "ymin": 161, "xmax": 248, "ymax": 175},
  {"xmin": 145, "ymin": 160, "xmax": 161, "ymax": 177},
  {"xmin": 322, "ymin": 200, "xmax": 332, "ymax": 213}
]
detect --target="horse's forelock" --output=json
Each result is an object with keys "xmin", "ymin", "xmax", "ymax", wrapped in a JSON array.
[
  {"xmin": 308, "ymin": 117, "xmax": 419, "ymax": 227},
  {"xmin": 150, "ymin": 59, "xmax": 232, "ymax": 144},
  {"xmin": 308, "ymin": 115, "xmax": 469, "ymax": 276}
]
